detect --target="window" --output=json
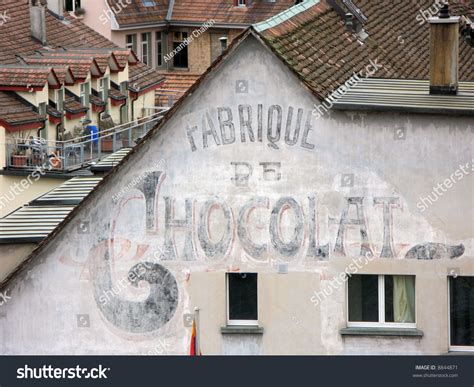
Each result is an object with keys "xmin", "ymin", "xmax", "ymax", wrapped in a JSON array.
[
  {"xmin": 173, "ymin": 31, "xmax": 188, "ymax": 69},
  {"xmin": 80, "ymin": 83, "xmax": 86, "ymax": 105},
  {"xmin": 237, "ymin": 0, "xmax": 246, "ymax": 6},
  {"xmin": 141, "ymin": 0, "xmax": 156, "ymax": 6},
  {"xmin": 126, "ymin": 34, "xmax": 137, "ymax": 53},
  {"xmin": 449, "ymin": 276, "xmax": 474, "ymax": 349},
  {"xmin": 55, "ymin": 88, "xmax": 64, "ymax": 111},
  {"xmin": 348, "ymin": 275, "xmax": 416, "ymax": 327},
  {"xmin": 65, "ymin": 0, "xmax": 81, "ymax": 12},
  {"xmin": 227, "ymin": 273, "xmax": 258, "ymax": 326},
  {"xmin": 156, "ymin": 32, "xmax": 163, "ymax": 68},
  {"xmin": 141, "ymin": 33, "xmax": 151, "ymax": 65},
  {"xmin": 98, "ymin": 79, "xmax": 105, "ymax": 99}
]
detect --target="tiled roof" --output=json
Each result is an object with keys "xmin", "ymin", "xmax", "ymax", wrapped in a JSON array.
[
  {"xmin": 109, "ymin": 88, "xmax": 127, "ymax": 101},
  {"xmin": 38, "ymin": 50, "xmax": 111, "ymax": 74},
  {"xmin": 0, "ymin": 92, "xmax": 44, "ymax": 127},
  {"xmin": 257, "ymin": 0, "xmax": 474, "ymax": 99},
  {"xmin": 0, "ymin": 66, "xmax": 56, "ymax": 89},
  {"xmin": 0, "ymin": 1, "xmax": 158, "ymax": 96},
  {"xmin": 0, "ymin": 2, "xmax": 112, "ymax": 65},
  {"xmin": 23, "ymin": 56, "xmax": 98, "ymax": 80},
  {"xmin": 129, "ymin": 62, "xmax": 165, "ymax": 92},
  {"xmin": 107, "ymin": 0, "xmax": 170, "ymax": 27},
  {"xmin": 46, "ymin": 104, "xmax": 62, "ymax": 118},
  {"xmin": 156, "ymin": 72, "xmax": 200, "ymax": 106},
  {"xmin": 64, "ymin": 97, "xmax": 88, "ymax": 114},
  {"xmin": 89, "ymin": 94, "xmax": 106, "ymax": 107},
  {"xmin": 107, "ymin": 0, "xmax": 294, "ymax": 27},
  {"xmin": 171, "ymin": 0, "xmax": 296, "ymax": 25}
]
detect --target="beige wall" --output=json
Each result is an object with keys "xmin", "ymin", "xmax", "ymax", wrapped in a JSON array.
[
  {"xmin": 0, "ymin": 244, "xmax": 37, "ymax": 283},
  {"xmin": 0, "ymin": 175, "xmax": 64, "ymax": 218}
]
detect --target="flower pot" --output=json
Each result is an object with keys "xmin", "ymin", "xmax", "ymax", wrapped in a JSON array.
[
  {"xmin": 50, "ymin": 156, "xmax": 62, "ymax": 171},
  {"xmin": 101, "ymin": 137, "xmax": 114, "ymax": 152},
  {"xmin": 12, "ymin": 155, "xmax": 28, "ymax": 167}
]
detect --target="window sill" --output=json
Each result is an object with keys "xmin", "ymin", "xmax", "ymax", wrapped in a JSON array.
[
  {"xmin": 220, "ymin": 326, "xmax": 264, "ymax": 335},
  {"xmin": 340, "ymin": 327, "xmax": 424, "ymax": 337}
]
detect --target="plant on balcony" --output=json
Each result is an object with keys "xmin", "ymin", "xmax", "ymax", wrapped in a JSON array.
[
  {"xmin": 74, "ymin": 7, "xmax": 86, "ymax": 17},
  {"xmin": 10, "ymin": 131, "xmax": 33, "ymax": 167},
  {"xmin": 99, "ymin": 114, "xmax": 116, "ymax": 152}
]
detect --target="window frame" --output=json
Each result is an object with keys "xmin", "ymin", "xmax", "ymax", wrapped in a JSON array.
[
  {"xmin": 346, "ymin": 274, "xmax": 417, "ymax": 329},
  {"xmin": 226, "ymin": 272, "xmax": 259, "ymax": 327},
  {"xmin": 172, "ymin": 31, "xmax": 189, "ymax": 69},
  {"xmin": 156, "ymin": 31, "xmax": 163, "ymax": 68},
  {"xmin": 448, "ymin": 276, "xmax": 474, "ymax": 352},
  {"xmin": 126, "ymin": 34, "xmax": 137, "ymax": 53},
  {"xmin": 141, "ymin": 33, "xmax": 151, "ymax": 65}
]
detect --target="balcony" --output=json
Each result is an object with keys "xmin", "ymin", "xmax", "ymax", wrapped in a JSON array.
[{"xmin": 4, "ymin": 109, "xmax": 167, "ymax": 174}]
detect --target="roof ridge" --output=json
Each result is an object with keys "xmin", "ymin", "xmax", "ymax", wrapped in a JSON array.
[{"xmin": 253, "ymin": 0, "xmax": 321, "ymax": 32}]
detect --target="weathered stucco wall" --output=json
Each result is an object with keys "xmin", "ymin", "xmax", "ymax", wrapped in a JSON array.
[{"xmin": 0, "ymin": 35, "xmax": 472, "ymax": 355}]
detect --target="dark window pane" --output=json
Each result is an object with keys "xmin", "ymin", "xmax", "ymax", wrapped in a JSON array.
[
  {"xmin": 228, "ymin": 273, "xmax": 257, "ymax": 321},
  {"xmin": 173, "ymin": 43, "xmax": 188, "ymax": 68},
  {"xmin": 450, "ymin": 277, "xmax": 474, "ymax": 346},
  {"xmin": 385, "ymin": 275, "xmax": 415, "ymax": 323},
  {"xmin": 348, "ymin": 275, "xmax": 378, "ymax": 322}
]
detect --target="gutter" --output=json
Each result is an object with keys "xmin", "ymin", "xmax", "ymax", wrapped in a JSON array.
[{"xmin": 111, "ymin": 21, "xmax": 250, "ymax": 31}]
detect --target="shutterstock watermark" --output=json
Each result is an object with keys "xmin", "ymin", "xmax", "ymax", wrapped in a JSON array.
[
  {"xmin": 0, "ymin": 290, "xmax": 11, "ymax": 306},
  {"xmin": 164, "ymin": 19, "xmax": 215, "ymax": 63},
  {"xmin": 0, "ymin": 10, "xmax": 10, "ymax": 26},
  {"xmin": 416, "ymin": 0, "xmax": 447, "ymax": 25},
  {"xmin": 100, "ymin": 0, "xmax": 132, "ymax": 25},
  {"xmin": 0, "ymin": 156, "xmax": 62, "ymax": 211},
  {"xmin": 17, "ymin": 365, "xmax": 110, "ymax": 379},
  {"xmin": 312, "ymin": 59, "xmax": 383, "ymax": 119},
  {"xmin": 310, "ymin": 252, "xmax": 376, "ymax": 306},
  {"xmin": 416, "ymin": 161, "xmax": 473, "ymax": 212},
  {"xmin": 112, "ymin": 159, "xmax": 165, "ymax": 203}
]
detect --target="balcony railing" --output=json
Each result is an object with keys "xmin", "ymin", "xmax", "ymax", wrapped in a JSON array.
[{"xmin": 5, "ymin": 109, "xmax": 168, "ymax": 173}]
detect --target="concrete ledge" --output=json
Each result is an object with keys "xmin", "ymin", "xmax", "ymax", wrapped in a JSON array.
[
  {"xmin": 340, "ymin": 327, "xmax": 424, "ymax": 337},
  {"xmin": 220, "ymin": 326, "xmax": 264, "ymax": 334}
]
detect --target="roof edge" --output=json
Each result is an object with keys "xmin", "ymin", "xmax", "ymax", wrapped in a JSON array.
[
  {"xmin": 253, "ymin": 0, "xmax": 321, "ymax": 32},
  {"xmin": 0, "ymin": 28, "xmax": 255, "ymax": 292}
]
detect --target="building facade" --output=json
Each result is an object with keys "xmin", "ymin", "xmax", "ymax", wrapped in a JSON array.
[{"xmin": 0, "ymin": 0, "xmax": 472, "ymax": 355}]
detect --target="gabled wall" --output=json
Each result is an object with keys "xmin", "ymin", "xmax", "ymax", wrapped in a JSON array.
[{"xmin": 0, "ymin": 34, "xmax": 472, "ymax": 355}]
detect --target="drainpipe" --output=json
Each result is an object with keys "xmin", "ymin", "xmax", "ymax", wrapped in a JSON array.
[{"xmin": 131, "ymin": 91, "xmax": 139, "ymax": 120}]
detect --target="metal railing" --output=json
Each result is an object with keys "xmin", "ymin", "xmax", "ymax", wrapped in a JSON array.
[{"xmin": 5, "ymin": 109, "xmax": 168, "ymax": 173}]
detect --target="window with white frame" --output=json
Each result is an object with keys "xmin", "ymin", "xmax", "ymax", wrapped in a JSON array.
[
  {"xmin": 98, "ymin": 79, "xmax": 105, "ymax": 99},
  {"xmin": 347, "ymin": 274, "xmax": 416, "ymax": 327},
  {"xmin": 126, "ymin": 34, "xmax": 137, "ymax": 53},
  {"xmin": 55, "ymin": 88, "xmax": 64, "ymax": 111},
  {"xmin": 80, "ymin": 83, "xmax": 86, "ymax": 105},
  {"xmin": 141, "ymin": 33, "xmax": 151, "ymax": 65},
  {"xmin": 227, "ymin": 273, "xmax": 258, "ymax": 326}
]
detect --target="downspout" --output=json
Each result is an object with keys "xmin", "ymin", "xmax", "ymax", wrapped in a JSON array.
[
  {"xmin": 131, "ymin": 91, "xmax": 139, "ymax": 120},
  {"xmin": 165, "ymin": 0, "xmax": 175, "ymax": 72}
]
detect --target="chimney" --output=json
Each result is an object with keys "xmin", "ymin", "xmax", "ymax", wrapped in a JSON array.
[
  {"xmin": 429, "ymin": 4, "xmax": 460, "ymax": 95},
  {"xmin": 30, "ymin": 0, "xmax": 47, "ymax": 45}
]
